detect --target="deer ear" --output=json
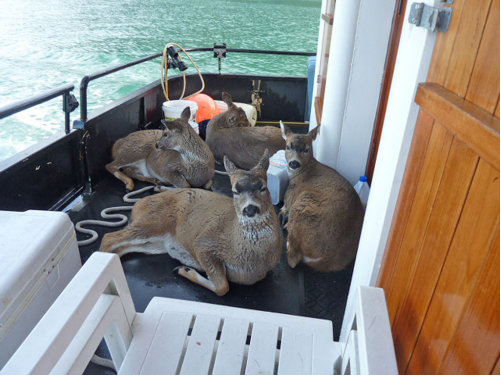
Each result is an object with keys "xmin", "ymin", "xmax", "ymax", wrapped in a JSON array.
[
  {"xmin": 223, "ymin": 156, "xmax": 238, "ymax": 175},
  {"xmin": 280, "ymin": 120, "xmax": 292, "ymax": 140},
  {"xmin": 180, "ymin": 106, "xmax": 191, "ymax": 121},
  {"xmin": 222, "ymin": 92, "xmax": 233, "ymax": 107},
  {"xmin": 254, "ymin": 149, "xmax": 270, "ymax": 173},
  {"xmin": 309, "ymin": 124, "xmax": 320, "ymax": 140},
  {"xmin": 161, "ymin": 119, "xmax": 176, "ymax": 130}
]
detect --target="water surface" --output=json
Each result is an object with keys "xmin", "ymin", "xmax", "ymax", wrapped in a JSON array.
[{"xmin": 0, "ymin": 0, "xmax": 320, "ymax": 160}]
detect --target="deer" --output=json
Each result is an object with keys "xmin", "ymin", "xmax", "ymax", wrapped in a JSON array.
[
  {"xmin": 100, "ymin": 150, "xmax": 282, "ymax": 296},
  {"xmin": 206, "ymin": 92, "xmax": 285, "ymax": 170},
  {"xmin": 280, "ymin": 122, "xmax": 364, "ymax": 272},
  {"xmin": 105, "ymin": 107, "xmax": 215, "ymax": 191}
]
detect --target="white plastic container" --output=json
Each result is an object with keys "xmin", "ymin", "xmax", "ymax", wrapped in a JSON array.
[
  {"xmin": 354, "ymin": 176, "xmax": 370, "ymax": 208},
  {"xmin": 162, "ymin": 100, "xmax": 199, "ymax": 134},
  {"xmin": 0, "ymin": 210, "xmax": 81, "ymax": 367},
  {"xmin": 267, "ymin": 150, "xmax": 289, "ymax": 205},
  {"xmin": 214, "ymin": 100, "xmax": 257, "ymax": 126},
  {"xmin": 215, "ymin": 100, "xmax": 228, "ymax": 114}
]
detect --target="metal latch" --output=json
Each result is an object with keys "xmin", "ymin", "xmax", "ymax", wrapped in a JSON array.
[{"xmin": 408, "ymin": 3, "xmax": 452, "ymax": 32}]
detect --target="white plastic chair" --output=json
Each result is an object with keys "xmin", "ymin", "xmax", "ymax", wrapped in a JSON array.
[{"xmin": 1, "ymin": 252, "xmax": 397, "ymax": 375}]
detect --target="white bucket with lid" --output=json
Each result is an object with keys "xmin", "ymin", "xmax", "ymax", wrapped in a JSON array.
[
  {"xmin": 214, "ymin": 100, "xmax": 257, "ymax": 126},
  {"xmin": 162, "ymin": 100, "xmax": 199, "ymax": 134}
]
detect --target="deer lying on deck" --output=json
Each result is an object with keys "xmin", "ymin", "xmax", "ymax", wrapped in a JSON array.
[
  {"xmin": 100, "ymin": 150, "xmax": 282, "ymax": 296},
  {"xmin": 105, "ymin": 107, "xmax": 215, "ymax": 191},
  {"xmin": 280, "ymin": 122, "xmax": 364, "ymax": 272},
  {"xmin": 206, "ymin": 92, "xmax": 285, "ymax": 170}
]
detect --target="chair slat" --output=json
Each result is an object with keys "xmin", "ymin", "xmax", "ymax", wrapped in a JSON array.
[
  {"xmin": 180, "ymin": 314, "xmax": 221, "ymax": 375},
  {"xmin": 140, "ymin": 311, "xmax": 193, "ymax": 375},
  {"xmin": 277, "ymin": 327, "xmax": 313, "ymax": 375},
  {"xmin": 212, "ymin": 318, "xmax": 249, "ymax": 375},
  {"xmin": 245, "ymin": 322, "xmax": 279, "ymax": 375}
]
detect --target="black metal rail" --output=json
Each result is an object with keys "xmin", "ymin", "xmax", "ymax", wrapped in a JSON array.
[
  {"xmin": 0, "ymin": 83, "xmax": 77, "ymax": 134},
  {"xmin": 79, "ymin": 47, "xmax": 315, "ymax": 122}
]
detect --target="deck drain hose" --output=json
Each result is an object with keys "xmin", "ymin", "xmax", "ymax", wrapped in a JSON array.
[{"xmin": 75, "ymin": 185, "xmax": 157, "ymax": 246}]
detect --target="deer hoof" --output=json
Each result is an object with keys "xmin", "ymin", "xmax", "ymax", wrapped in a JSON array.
[
  {"xmin": 279, "ymin": 212, "xmax": 288, "ymax": 227},
  {"xmin": 173, "ymin": 265, "xmax": 192, "ymax": 274}
]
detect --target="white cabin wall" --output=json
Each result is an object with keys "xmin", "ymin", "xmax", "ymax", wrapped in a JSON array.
[
  {"xmin": 339, "ymin": 0, "xmax": 440, "ymax": 342},
  {"xmin": 308, "ymin": 0, "xmax": 329, "ymax": 130},
  {"xmin": 335, "ymin": 0, "xmax": 396, "ymax": 185},
  {"xmin": 311, "ymin": 0, "xmax": 361, "ymax": 167}
]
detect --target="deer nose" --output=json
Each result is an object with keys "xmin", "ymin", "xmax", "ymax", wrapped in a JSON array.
[
  {"xmin": 289, "ymin": 160, "xmax": 301, "ymax": 169},
  {"xmin": 243, "ymin": 205, "xmax": 259, "ymax": 217}
]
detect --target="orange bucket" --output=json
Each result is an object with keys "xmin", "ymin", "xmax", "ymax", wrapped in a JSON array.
[{"xmin": 187, "ymin": 93, "xmax": 218, "ymax": 123}]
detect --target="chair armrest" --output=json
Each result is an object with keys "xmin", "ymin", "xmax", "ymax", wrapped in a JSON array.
[{"xmin": 1, "ymin": 252, "xmax": 135, "ymax": 375}]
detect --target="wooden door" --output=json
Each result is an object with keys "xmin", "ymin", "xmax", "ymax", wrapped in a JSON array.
[{"xmin": 377, "ymin": 0, "xmax": 500, "ymax": 374}]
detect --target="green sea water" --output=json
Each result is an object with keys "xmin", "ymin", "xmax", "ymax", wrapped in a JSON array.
[{"xmin": 0, "ymin": 0, "xmax": 321, "ymax": 160}]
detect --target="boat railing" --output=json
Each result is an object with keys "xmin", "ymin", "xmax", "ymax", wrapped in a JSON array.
[
  {"xmin": 0, "ymin": 47, "xmax": 314, "ymax": 134},
  {"xmin": 78, "ymin": 46, "xmax": 315, "ymax": 123},
  {"xmin": 0, "ymin": 83, "xmax": 78, "ymax": 134}
]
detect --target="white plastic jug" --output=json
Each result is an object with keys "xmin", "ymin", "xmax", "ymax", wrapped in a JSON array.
[
  {"xmin": 354, "ymin": 176, "xmax": 370, "ymax": 208},
  {"xmin": 162, "ymin": 100, "xmax": 199, "ymax": 134}
]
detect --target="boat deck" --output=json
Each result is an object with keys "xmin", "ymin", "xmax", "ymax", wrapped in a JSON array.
[
  {"xmin": 65, "ymin": 128, "xmax": 354, "ymax": 373},
  {"xmin": 67, "ymin": 170, "xmax": 354, "ymax": 340}
]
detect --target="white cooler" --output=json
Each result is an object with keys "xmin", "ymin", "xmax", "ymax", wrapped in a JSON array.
[{"xmin": 0, "ymin": 210, "xmax": 81, "ymax": 367}]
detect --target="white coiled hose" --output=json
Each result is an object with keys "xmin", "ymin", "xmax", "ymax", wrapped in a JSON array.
[{"xmin": 75, "ymin": 185, "xmax": 158, "ymax": 246}]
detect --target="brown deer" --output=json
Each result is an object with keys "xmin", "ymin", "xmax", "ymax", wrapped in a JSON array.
[
  {"xmin": 280, "ymin": 122, "xmax": 364, "ymax": 272},
  {"xmin": 100, "ymin": 150, "xmax": 282, "ymax": 296},
  {"xmin": 206, "ymin": 92, "xmax": 285, "ymax": 170},
  {"xmin": 105, "ymin": 107, "xmax": 215, "ymax": 191}
]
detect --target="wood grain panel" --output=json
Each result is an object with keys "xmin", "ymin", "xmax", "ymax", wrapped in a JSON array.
[
  {"xmin": 427, "ymin": 0, "xmax": 465, "ymax": 85},
  {"xmin": 496, "ymin": 97, "xmax": 500, "ymax": 119},
  {"xmin": 407, "ymin": 160, "xmax": 500, "ymax": 374},
  {"xmin": 466, "ymin": 0, "xmax": 500, "ymax": 113},
  {"xmin": 377, "ymin": 111, "xmax": 434, "ymax": 290},
  {"xmin": 391, "ymin": 138, "xmax": 479, "ymax": 371},
  {"xmin": 385, "ymin": 124, "xmax": 453, "ymax": 322},
  {"xmin": 443, "ymin": 0, "xmax": 492, "ymax": 96},
  {"xmin": 492, "ymin": 357, "xmax": 500, "ymax": 375},
  {"xmin": 416, "ymin": 83, "xmax": 500, "ymax": 170},
  {"xmin": 439, "ymin": 228, "xmax": 500, "ymax": 374}
]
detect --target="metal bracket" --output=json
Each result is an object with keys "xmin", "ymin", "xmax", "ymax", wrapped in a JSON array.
[
  {"xmin": 213, "ymin": 43, "xmax": 227, "ymax": 74},
  {"xmin": 63, "ymin": 93, "xmax": 79, "ymax": 114},
  {"xmin": 408, "ymin": 3, "xmax": 452, "ymax": 32}
]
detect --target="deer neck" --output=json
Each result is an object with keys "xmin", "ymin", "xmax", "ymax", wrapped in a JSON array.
[
  {"xmin": 233, "ymin": 209, "xmax": 276, "ymax": 244},
  {"xmin": 175, "ymin": 134, "xmax": 203, "ymax": 164}
]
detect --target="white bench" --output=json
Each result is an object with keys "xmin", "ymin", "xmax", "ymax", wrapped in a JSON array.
[{"xmin": 1, "ymin": 252, "xmax": 397, "ymax": 375}]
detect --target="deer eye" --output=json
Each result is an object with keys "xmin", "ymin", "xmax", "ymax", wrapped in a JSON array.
[
  {"xmin": 304, "ymin": 147, "xmax": 310, "ymax": 153},
  {"xmin": 232, "ymin": 190, "xmax": 240, "ymax": 196},
  {"xmin": 260, "ymin": 186, "xmax": 267, "ymax": 193}
]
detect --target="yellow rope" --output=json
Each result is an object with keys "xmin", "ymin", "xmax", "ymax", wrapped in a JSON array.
[{"xmin": 161, "ymin": 42, "xmax": 205, "ymax": 101}]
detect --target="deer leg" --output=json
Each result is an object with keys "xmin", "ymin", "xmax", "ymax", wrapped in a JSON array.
[
  {"xmin": 202, "ymin": 179, "xmax": 213, "ymax": 190},
  {"xmin": 106, "ymin": 161, "xmax": 135, "ymax": 191},
  {"xmin": 120, "ymin": 166, "xmax": 162, "ymax": 186},
  {"xmin": 176, "ymin": 253, "xmax": 229, "ymax": 296},
  {"xmin": 285, "ymin": 232, "xmax": 302, "ymax": 269},
  {"xmin": 162, "ymin": 171, "xmax": 191, "ymax": 188},
  {"xmin": 100, "ymin": 225, "xmax": 165, "ymax": 258}
]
